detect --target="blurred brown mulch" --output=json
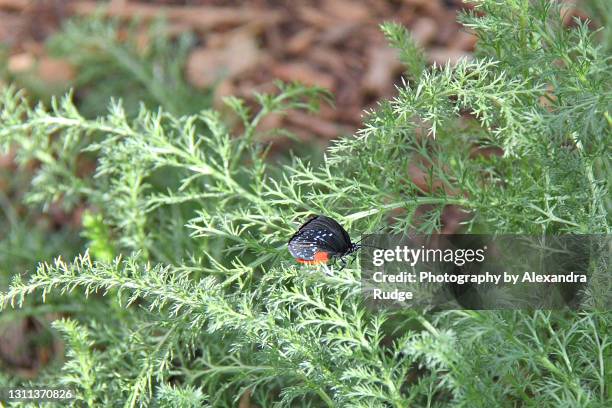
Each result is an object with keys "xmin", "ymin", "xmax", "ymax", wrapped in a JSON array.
[
  {"xmin": 0, "ymin": 316, "xmax": 63, "ymax": 379},
  {"xmin": 0, "ymin": 0, "xmax": 592, "ymax": 141},
  {"xmin": 1, "ymin": 0, "xmax": 478, "ymax": 141}
]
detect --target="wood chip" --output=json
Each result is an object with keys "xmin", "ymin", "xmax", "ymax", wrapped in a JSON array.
[
  {"xmin": 321, "ymin": 0, "xmax": 370, "ymax": 23},
  {"xmin": 448, "ymin": 29, "xmax": 477, "ymax": 51},
  {"xmin": 442, "ymin": 204, "xmax": 470, "ymax": 234},
  {"xmin": 363, "ymin": 46, "xmax": 402, "ymax": 95},
  {"xmin": 255, "ymin": 112, "xmax": 284, "ymax": 136},
  {"xmin": 411, "ymin": 17, "xmax": 437, "ymax": 47},
  {"xmin": 435, "ymin": 12, "xmax": 460, "ymax": 44},
  {"xmin": 0, "ymin": 10, "xmax": 26, "ymax": 48},
  {"xmin": 37, "ymin": 57, "xmax": 75, "ymax": 83},
  {"xmin": 408, "ymin": 159, "xmax": 458, "ymax": 195},
  {"xmin": 538, "ymin": 84, "xmax": 557, "ymax": 111},
  {"xmin": 320, "ymin": 23, "xmax": 359, "ymax": 46},
  {"xmin": 297, "ymin": 6, "xmax": 336, "ymax": 28},
  {"xmin": 420, "ymin": 0, "xmax": 445, "ymax": 19},
  {"xmin": 238, "ymin": 389, "xmax": 251, "ymax": 408},
  {"xmin": 308, "ymin": 47, "xmax": 347, "ymax": 73},
  {"xmin": 286, "ymin": 28, "xmax": 318, "ymax": 55},
  {"xmin": 0, "ymin": 0, "xmax": 29, "ymax": 11},
  {"xmin": 288, "ymin": 110, "xmax": 352, "ymax": 139},
  {"xmin": 69, "ymin": 2, "xmax": 282, "ymax": 31},
  {"xmin": 9, "ymin": 54, "xmax": 53, "ymax": 80},
  {"xmin": 186, "ymin": 30, "xmax": 261, "ymax": 89},
  {"xmin": 427, "ymin": 48, "xmax": 472, "ymax": 65},
  {"xmin": 469, "ymin": 146, "xmax": 504, "ymax": 159},
  {"xmin": 8, "ymin": 52, "xmax": 34, "ymax": 73},
  {"xmin": 271, "ymin": 62, "xmax": 335, "ymax": 90},
  {"xmin": 212, "ymin": 79, "xmax": 236, "ymax": 109},
  {"xmin": 0, "ymin": 150, "xmax": 14, "ymax": 169},
  {"xmin": 402, "ymin": 0, "xmax": 433, "ymax": 6}
]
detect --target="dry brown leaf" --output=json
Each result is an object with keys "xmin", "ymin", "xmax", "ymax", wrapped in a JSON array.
[
  {"xmin": 363, "ymin": 46, "xmax": 402, "ymax": 95},
  {"xmin": 411, "ymin": 17, "xmax": 437, "ymax": 47},
  {"xmin": 563, "ymin": 8, "xmax": 590, "ymax": 26},
  {"xmin": 319, "ymin": 22, "xmax": 360, "ymax": 48},
  {"xmin": 238, "ymin": 389, "xmax": 251, "ymax": 408},
  {"xmin": 21, "ymin": 39, "xmax": 45, "ymax": 56},
  {"xmin": 308, "ymin": 47, "xmax": 347, "ymax": 73},
  {"xmin": 0, "ymin": 10, "xmax": 26, "ymax": 48},
  {"xmin": 37, "ymin": 57, "xmax": 76, "ymax": 83},
  {"xmin": 271, "ymin": 62, "xmax": 335, "ymax": 90},
  {"xmin": 402, "ymin": 0, "xmax": 433, "ymax": 6},
  {"xmin": 0, "ymin": 0, "xmax": 29, "ymax": 11},
  {"xmin": 8, "ymin": 52, "xmax": 34, "ymax": 73},
  {"xmin": 186, "ymin": 30, "xmax": 260, "ymax": 89},
  {"xmin": 469, "ymin": 146, "xmax": 504, "ymax": 159},
  {"xmin": 288, "ymin": 110, "xmax": 352, "ymax": 139},
  {"xmin": 559, "ymin": 1, "xmax": 581, "ymax": 25},
  {"xmin": 11, "ymin": 54, "xmax": 76, "ymax": 88},
  {"xmin": 363, "ymin": 0, "xmax": 393, "ymax": 14},
  {"xmin": 441, "ymin": 205, "xmax": 470, "ymax": 234},
  {"xmin": 334, "ymin": 106, "xmax": 364, "ymax": 125},
  {"xmin": 286, "ymin": 28, "xmax": 318, "ymax": 55},
  {"xmin": 435, "ymin": 12, "xmax": 460, "ymax": 44},
  {"xmin": 420, "ymin": 0, "xmax": 445, "ymax": 19},
  {"xmin": 538, "ymin": 85, "xmax": 557, "ymax": 111},
  {"xmin": 0, "ymin": 318, "xmax": 58, "ymax": 379},
  {"xmin": 212, "ymin": 78, "xmax": 236, "ymax": 108},
  {"xmin": 409, "ymin": 161, "xmax": 440, "ymax": 193},
  {"xmin": 448, "ymin": 29, "xmax": 477, "ymax": 51},
  {"xmin": 297, "ymin": 6, "xmax": 337, "ymax": 28},
  {"xmin": 70, "ymin": 1, "xmax": 281, "ymax": 31},
  {"xmin": 321, "ymin": 0, "xmax": 370, "ymax": 23},
  {"xmin": 408, "ymin": 157, "xmax": 459, "ymax": 196},
  {"xmin": 256, "ymin": 112, "xmax": 284, "ymax": 135},
  {"xmin": 0, "ymin": 150, "xmax": 14, "ymax": 169},
  {"xmin": 427, "ymin": 48, "xmax": 472, "ymax": 65},
  {"xmin": 0, "ymin": 320, "xmax": 34, "ymax": 371}
]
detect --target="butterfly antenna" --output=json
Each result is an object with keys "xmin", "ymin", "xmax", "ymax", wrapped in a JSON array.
[
  {"xmin": 358, "ymin": 243, "xmax": 385, "ymax": 250},
  {"xmin": 353, "ymin": 224, "xmax": 386, "ymax": 245}
]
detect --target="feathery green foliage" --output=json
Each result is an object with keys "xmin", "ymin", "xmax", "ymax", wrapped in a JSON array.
[
  {"xmin": 47, "ymin": 16, "xmax": 210, "ymax": 117},
  {"xmin": 0, "ymin": 0, "xmax": 610, "ymax": 406}
]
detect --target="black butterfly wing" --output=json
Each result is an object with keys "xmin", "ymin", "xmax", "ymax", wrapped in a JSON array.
[
  {"xmin": 287, "ymin": 231, "xmax": 331, "ymax": 262},
  {"xmin": 305, "ymin": 215, "xmax": 352, "ymax": 253},
  {"xmin": 288, "ymin": 215, "xmax": 352, "ymax": 262}
]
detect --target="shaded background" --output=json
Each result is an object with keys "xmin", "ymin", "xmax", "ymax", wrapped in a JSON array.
[{"xmin": 1, "ymin": 0, "xmax": 479, "ymax": 141}]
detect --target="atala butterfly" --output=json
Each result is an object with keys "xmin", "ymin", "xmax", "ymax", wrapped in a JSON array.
[{"xmin": 288, "ymin": 215, "xmax": 360, "ymax": 267}]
